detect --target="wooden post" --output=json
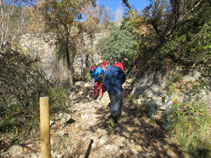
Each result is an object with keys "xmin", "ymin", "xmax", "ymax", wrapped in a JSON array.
[{"xmin": 40, "ymin": 97, "xmax": 51, "ymax": 158}]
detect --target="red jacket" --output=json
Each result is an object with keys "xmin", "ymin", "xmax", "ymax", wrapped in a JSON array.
[
  {"xmin": 102, "ymin": 61, "xmax": 108, "ymax": 66},
  {"xmin": 114, "ymin": 62, "xmax": 124, "ymax": 71},
  {"xmin": 102, "ymin": 61, "xmax": 108, "ymax": 71},
  {"xmin": 90, "ymin": 65, "xmax": 95, "ymax": 71}
]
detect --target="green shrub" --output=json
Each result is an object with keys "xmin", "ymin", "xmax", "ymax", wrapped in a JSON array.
[
  {"xmin": 166, "ymin": 79, "xmax": 176, "ymax": 95},
  {"xmin": 47, "ymin": 86, "xmax": 68, "ymax": 114},
  {"xmin": 144, "ymin": 100, "xmax": 158, "ymax": 119},
  {"xmin": 96, "ymin": 19, "xmax": 140, "ymax": 69},
  {"xmin": 85, "ymin": 72, "xmax": 92, "ymax": 81},
  {"xmin": 0, "ymin": 118, "xmax": 18, "ymax": 133},
  {"xmin": 162, "ymin": 102, "xmax": 211, "ymax": 157},
  {"xmin": 159, "ymin": 19, "xmax": 211, "ymax": 76}
]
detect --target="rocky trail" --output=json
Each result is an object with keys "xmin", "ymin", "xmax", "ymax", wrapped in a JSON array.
[
  {"xmin": 49, "ymin": 80, "xmax": 188, "ymax": 158},
  {"xmin": 3, "ymin": 80, "xmax": 189, "ymax": 158}
]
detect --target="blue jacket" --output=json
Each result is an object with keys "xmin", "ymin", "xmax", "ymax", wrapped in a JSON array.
[
  {"xmin": 92, "ymin": 66, "xmax": 105, "ymax": 80},
  {"xmin": 103, "ymin": 66, "xmax": 126, "ymax": 94}
]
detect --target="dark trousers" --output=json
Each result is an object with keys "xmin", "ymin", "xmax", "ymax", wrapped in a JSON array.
[{"xmin": 108, "ymin": 92, "xmax": 123, "ymax": 123}]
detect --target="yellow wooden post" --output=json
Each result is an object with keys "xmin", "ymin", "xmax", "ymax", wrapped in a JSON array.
[{"xmin": 40, "ymin": 97, "xmax": 51, "ymax": 158}]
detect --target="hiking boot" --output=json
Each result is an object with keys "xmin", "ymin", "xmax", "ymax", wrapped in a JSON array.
[{"xmin": 93, "ymin": 96, "xmax": 98, "ymax": 100}]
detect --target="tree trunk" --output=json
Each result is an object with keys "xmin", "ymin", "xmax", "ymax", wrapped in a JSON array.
[
  {"xmin": 84, "ymin": 54, "xmax": 89, "ymax": 80},
  {"xmin": 171, "ymin": 0, "xmax": 187, "ymax": 23},
  {"xmin": 178, "ymin": 0, "xmax": 187, "ymax": 22},
  {"xmin": 65, "ymin": 40, "xmax": 74, "ymax": 85},
  {"xmin": 122, "ymin": 0, "xmax": 132, "ymax": 10}
]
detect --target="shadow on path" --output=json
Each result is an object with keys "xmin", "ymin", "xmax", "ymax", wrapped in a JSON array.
[
  {"xmin": 88, "ymin": 89, "xmax": 187, "ymax": 158},
  {"xmin": 72, "ymin": 85, "xmax": 94, "ymax": 103}
]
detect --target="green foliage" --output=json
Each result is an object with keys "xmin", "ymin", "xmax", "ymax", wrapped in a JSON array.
[
  {"xmin": 190, "ymin": 80, "xmax": 208, "ymax": 95},
  {"xmin": 39, "ymin": 0, "xmax": 96, "ymax": 83},
  {"xmin": 0, "ymin": 117, "xmax": 19, "ymax": 133},
  {"xmin": 143, "ymin": 100, "xmax": 158, "ymax": 119},
  {"xmin": 0, "ymin": 85, "xmax": 68, "ymax": 134},
  {"xmin": 162, "ymin": 102, "xmax": 211, "ymax": 157},
  {"xmin": 158, "ymin": 4, "xmax": 211, "ymax": 76},
  {"xmin": 85, "ymin": 72, "xmax": 92, "ymax": 81},
  {"xmin": 97, "ymin": 19, "xmax": 140, "ymax": 68},
  {"xmin": 166, "ymin": 74, "xmax": 183, "ymax": 95},
  {"xmin": 160, "ymin": 20, "xmax": 211, "ymax": 60},
  {"xmin": 166, "ymin": 80, "xmax": 176, "ymax": 95},
  {"xmin": 47, "ymin": 86, "xmax": 68, "ymax": 114},
  {"xmin": 0, "ymin": 43, "xmax": 45, "ymax": 107},
  {"xmin": 122, "ymin": 1, "xmax": 211, "ymax": 77}
]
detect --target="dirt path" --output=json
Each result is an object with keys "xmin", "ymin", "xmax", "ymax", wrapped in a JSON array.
[
  {"xmin": 51, "ymin": 82, "xmax": 189, "ymax": 158},
  {"xmin": 1, "ymin": 81, "xmax": 189, "ymax": 158}
]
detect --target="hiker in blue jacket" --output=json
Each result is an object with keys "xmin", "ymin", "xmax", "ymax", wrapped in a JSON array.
[
  {"xmin": 92, "ymin": 63, "xmax": 105, "ymax": 99},
  {"xmin": 103, "ymin": 62, "xmax": 126, "ymax": 126}
]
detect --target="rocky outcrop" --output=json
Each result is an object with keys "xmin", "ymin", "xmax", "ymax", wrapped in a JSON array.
[
  {"xmin": 19, "ymin": 32, "xmax": 108, "ymax": 81},
  {"xmin": 19, "ymin": 33, "xmax": 70, "ymax": 83},
  {"xmin": 131, "ymin": 70, "xmax": 211, "ymax": 110}
]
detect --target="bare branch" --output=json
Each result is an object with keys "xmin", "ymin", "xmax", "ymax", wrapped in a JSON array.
[
  {"xmin": 179, "ymin": 0, "xmax": 203, "ymax": 22},
  {"xmin": 12, "ymin": 1, "xmax": 26, "ymax": 41},
  {"xmin": 0, "ymin": 0, "xmax": 5, "ymax": 47},
  {"xmin": 166, "ymin": 0, "xmax": 204, "ymax": 37},
  {"xmin": 122, "ymin": 0, "xmax": 132, "ymax": 10}
]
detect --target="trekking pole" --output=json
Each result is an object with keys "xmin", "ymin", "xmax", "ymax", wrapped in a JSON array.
[{"xmin": 40, "ymin": 97, "xmax": 51, "ymax": 158}]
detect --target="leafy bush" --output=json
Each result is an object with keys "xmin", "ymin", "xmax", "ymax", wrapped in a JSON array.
[
  {"xmin": 143, "ymin": 100, "xmax": 158, "ymax": 119},
  {"xmin": 96, "ymin": 19, "xmax": 140, "ymax": 69},
  {"xmin": 159, "ymin": 14, "xmax": 211, "ymax": 77},
  {"xmin": 48, "ymin": 86, "xmax": 68, "ymax": 114},
  {"xmin": 85, "ymin": 72, "xmax": 92, "ymax": 81},
  {"xmin": 162, "ymin": 102, "xmax": 211, "ymax": 157},
  {"xmin": 0, "ymin": 118, "xmax": 19, "ymax": 133}
]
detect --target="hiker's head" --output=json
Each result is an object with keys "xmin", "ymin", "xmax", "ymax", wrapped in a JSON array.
[
  {"xmin": 100, "ymin": 63, "xmax": 104, "ymax": 67},
  {"xmin": 109, "ymin": 59, "xmax": 115, "ymax": 65},
  {"xmin": 102, "ymin": 61, "xmax": 107, "ymax": 66}
]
